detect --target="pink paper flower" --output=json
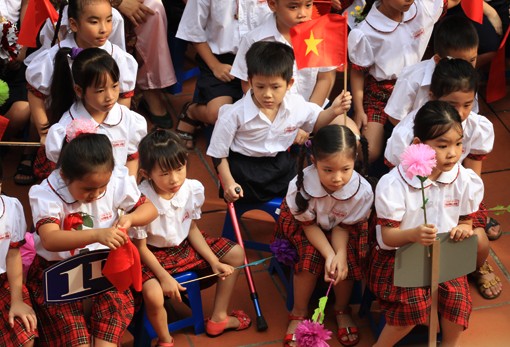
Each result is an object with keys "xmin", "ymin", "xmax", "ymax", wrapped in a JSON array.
[
  {"xmin": 400, "ymin": 143, "xmax": 437, "ymax": 180},
  {"xmin": 66, "ymin": 119, "xmax": 98, "ymax": 142},
  {"xmin": 295, "ymin": 320, "xmax": 332, "ymax": 347}
]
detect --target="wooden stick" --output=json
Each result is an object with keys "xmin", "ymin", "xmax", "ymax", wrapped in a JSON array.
[
  {"xmin": 343, "ymin": 64, "xmax": 348, "ymax": 126},
  {"xmin": 0, "ymin": 141, "xmax": 41, "ymax": 147},
  {"xmin": 428, "ymin": 239, "xmax": 440, "ymax": 346}
]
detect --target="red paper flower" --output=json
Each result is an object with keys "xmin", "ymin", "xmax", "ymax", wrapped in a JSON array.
[
  {"xmin": 63, "ymin": 212, "xmax": 93, "ymax": 255},
  {"xmin": 400, "ymin": 143, "xmax": 437, "ymax": 180}
]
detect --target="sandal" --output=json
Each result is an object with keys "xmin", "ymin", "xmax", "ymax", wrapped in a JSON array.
[
  {"xmin": 14, "ymin": 153, "xmax": 36, "ymax": 186},
  {"xmin": 485, "ymin": 217, "xmax": 502, "ymax": 241},
  {"xmin": 283, "ymin": 314, "xmax": 307, "ymax": 347},
  {"xmin": 335, "ymin": 306, "xmax": 359, "ymax": 346},
  {"xmin": 155, "ymin": 340, "xmax": 174, "ymax": 347},
  {"xmin": 138, "ymin": 98, "xmax": 174, "ymax": 129},
  {"xmin": 474, "ymin": 261, "xmax": 502, "ymax": 300},
  {"xmin": 205, "ymin": 310, "xmax": 251, "ymax": 337},
  {"xmin": 176, "ymin": 102, "xmax": 201, "ymax": 150}
]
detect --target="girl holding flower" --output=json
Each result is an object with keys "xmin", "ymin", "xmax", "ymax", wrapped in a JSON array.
[{"xmin": 370, "ymin": 100, "xmax": 484, "ymax": 347}]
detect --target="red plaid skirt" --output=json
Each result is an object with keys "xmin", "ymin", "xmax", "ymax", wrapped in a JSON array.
[
  {"xmin": 26, "ymin": 255, "xmax": 134, "ymax": 346},
  {"xmin": 0, "ymin": 273, "xmax": 38, "ymax": 346},
  {"xmin": 33, "ymin": 146, "xmax": 55, "ymax": 182},
  {"xmin": 142, "ymin": 231, "xmax": 236, "ymax": 282},
  {"xmin": 364, "ymin": 75, "xmax": 395, "ymax": 125},
  {"xmin": 273, "ymin": 199, "xmax": 367, "ymax": 280},
  {"xmin": 367, "ymin": 246, "xmax": 471, "ymax": 328},
  {"xmin": 472, "ymin": 202, "xmax": 489, "ymax": 230}
]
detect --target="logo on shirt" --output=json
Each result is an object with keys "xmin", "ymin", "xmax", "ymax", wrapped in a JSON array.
[
  {"xmin": 0, "ymin": 232, "xmax": 11, "ymax": 240},
  {"xmin": 182, "ymin": 211, "xmax": 190, "ymax": 223},
  {"xmin": 284, "ymin": 126, "xmax": 298, "ymax": 134},
  {"xmin": 412, "ymin": 28, "xmax": 425, "ymax": 39},
  {"xmin": 444, "ymin": 199, "xmax": 459, "ymax": 207},
  {"xmin": 111, "ymin": 140, "xmax": 126, "ymax": 148},
  {"xmin": 99, "ymin": 211, "xmax": 113, "ymax": 222},
  {"xmin": 331, "ymin": 210, "xmax": 347, "ymax": 219}
]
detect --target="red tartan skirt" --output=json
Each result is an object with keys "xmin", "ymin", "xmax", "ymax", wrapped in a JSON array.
[
  {"xmin": 472, "ymin": 201, "xmax": 489, "ymax": 229},
  {"xmin": 273, "ymin": 199, "xmax": 367, "ymax": 280},
  {"xmin": 367, "ymin": 246, "xmax": 471, "ymax": 328},
  {"xmin": 142, "ymin": 231, "xmax": 236, "ymax": 283},
  {"xmin": 0, "ymin": 273, "xmax": 38, "ymax": 346},
  {"xmin": 26, "ymin": 255, "xmax": 135, "ymax": 346},
  {"xmin": 364, "ymin": 75, "xmax": 396, "ymax": 125},
  {"xmin": 33, "ymin": 145, "xmax": 55, "ymax": 182}
]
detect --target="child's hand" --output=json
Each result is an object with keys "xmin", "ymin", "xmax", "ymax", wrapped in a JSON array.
[
  {"xmin": 331, "ymin": 0, "xmax": 343, "ymax": 10},
  {"xmin": 325, "ymin": 253, "xmax": 348, "ymax": 285},
  {"xmin": 212, "ymin": 63, "xmax": 235, "ymax": 83},
  {"xmin": 449, "ymin": 226, "xmax": 473, "ymax": 242},
  {"xmin": 412, "ymin": 224, "xmax": 437, "ymax": 246},
  {"xmin": 293, "ymin": 129, "xmax": 310, "ymax": 145},
  {"xmin": 354, "ymin": 110, "xmax": 367, "ymax": 131},
  {"xmin": 224, "ymin": 184, "xmax": 243, "ymax": 203},
  {"xmin": 331, "ymin": 90, "xmax": 352, "ymax": 115},
  {"xmin": 96, "ymin": 227, "xmax": 128, "ymax": 249},
  {"xmin": 160, "ymin": 275, "xmax": 186, "ymax": 302},
  {"xmin": 116, "ymin": 214, "xmax": 133, "ymax": 230},
  {"xmin": 9, "ymin": 300, "xmax": 37, "ymax": 332},
  {"xmin": 211, "ymin": 261, "xmax": 235, "ymax": 280}
]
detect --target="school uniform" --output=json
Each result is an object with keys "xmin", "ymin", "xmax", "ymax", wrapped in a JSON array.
[
  {"xmin": 176, "ymin": 0, "xmax": 271, "ymax": 104},
  {"xmin": 231, "ymin": 14, "xmax": 335, "ymax": 103},
  {"xmin": 27, "ymin": 167, "xmax": 144, "ymax": 346},
  {"xmin": 348, "ymin": 0, "xmax": 444, "ymax": 124},
  {"xmin": 0, "ymin": 195, "xmax": 38, "ymax": 347},
  {"xmin": 369, "ymin": 163, "xmax": 483, "ymax": 328},
  {"xmin": 130, "ymin": 179, "xmax": 236, "ymax": 282},
  {"xmin": 0, "ymin": 0, "xmax": 21, "ymax": 23},
  {"xmin": 45, "ymin": 101, "xmax": 147, "ymax": 168},
  {"xmin": 384, "ymin": 58, "xmax": 479, "ymax": 122},
  {"xmin": 207, "ymin": 91, "xmax": 322, "ymax": 202},
  {"xmin": 275, "ymin": 167, "xmax": 373, "ymax": 278}
]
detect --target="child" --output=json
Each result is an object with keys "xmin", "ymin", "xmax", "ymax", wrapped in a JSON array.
[
  {"xmin": 231, "ymin": 0, "xmax": 336, "ymax": 107},
  {"xmin": 0, "ymin": 164, "xmax": 38, "ymax": 347},
  {"xmin": 207, "ymin": 41, "xmax": 352, "ymax": 203},
  {"xmin": 370, "ymin": 100, "xmax": 484, "ymax": 346},
  {"xmin": 27, "ymin": 129, "xmax": 158, "ymax": 347},
  {"xmin": 348, "ymin": 0, "xmax": 444, "ymax": 164},
  {"xmin": 44, "ymin": 47, "xmax": 147, "ymax": 177},
  {"xmin": 274, "ymin": 124, "xmax": 374, "ymax": 347},
  {"xmin": 130, "ymin": 129, "xmax": 249, "ymax": 346},
  {"xmin": 385, "ymin": 58, "xmax": 502, "ymax": 299},
  {"xmin": 25, "ymin": 0, "xmax": 138, "ymax": 146},
  {"xmin": 384, "ymin": 15, "xmax": 480, "ymax": 125},
  {"xmin": 175, "ymin": 0, "xmax": 272, "ymax": 149}
]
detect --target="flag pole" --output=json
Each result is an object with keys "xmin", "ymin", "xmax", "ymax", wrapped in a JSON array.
[
  {"xmin": 343, "ymin": 64, "xmax": 348, "ymax": 126},
  {"xmin": 343, "ymin": 12, "xmax": 348, "ymax": 126}
]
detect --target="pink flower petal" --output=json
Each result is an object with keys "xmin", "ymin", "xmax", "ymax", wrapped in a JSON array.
[{"xmin": 400, "ymin": 144, "xmax": 437, "ymax": 180}]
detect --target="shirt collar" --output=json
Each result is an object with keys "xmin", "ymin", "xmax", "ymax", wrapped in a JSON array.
[
  {"xmin": 47, "ymin": 170, "xmax": 77, "ymax": 204},
  {"xmin": 258, "ymin": 14, "xmax": 287, "ymax": 43},
  {"xmin": 71, "ymin": 101, "xmax": 122, "ymax": 126},
  {"xmin": 365, "ymin": 1, "xmax": 417, "ymax": 33},
  {"xmin": 303, "ymin": 166, "xmax": 362, "ymax": 201},
  {"xmin": 242, "ymin": 91, "xmax": 289, "ymax": 123},
  {"xmin": 397, "ymin": 162, "xmax": 460, "ymax": 189},
  {"xmin": 421, "ymin": 58, "xmax": 436, "ymax": 86}
]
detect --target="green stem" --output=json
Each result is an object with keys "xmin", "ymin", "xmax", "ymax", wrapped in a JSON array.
[{"xmin": 420, "ymin": 179, "xmax": 427, "ymax": 225}]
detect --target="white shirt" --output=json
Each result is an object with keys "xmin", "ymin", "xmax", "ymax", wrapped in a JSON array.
[
  {"xmin": 385, "ymin": 110, "xmax": 495, "ymax": 167},
  {"xmin": 286, "ymin": 166, "xmax": 373, "ymax": 230},
  {"xmin": 25, "ymin": 36, "xmax": 138, "ymax": 96},
  {"xmin": 0, "ymin": 0, "xmax": 21, "ymax": 23},
  {"xmin": 207, "ymin": 91, "xmax": 321, "ymax": 158},
  {"xmin": 348, "ymin": 0, "xmax": 443, "ymax": 81},
  {"xmin": 45, "ymin": 102, "xmax": 147, "ymax": 167},
  {"xmin": 375, "ymin": 163, "xmax": 484, "ymax": 250},
  {"xmin": 176, "ymin": 0, "xmax": 271, "ymax": 55},
  {"xmin": 29, "ymin": 167, "xmax": 142, "ymax": 261},
  {"xmin": 0, "ymin": 196, "xmax": 27, "ymax": 275},
  {"xmin": 130, "ymin": 179, "xmax": 204, "ymax": 247},
  {"xmin": 230, "ymin": 14, "xmax": 335, "ymax": 102}
]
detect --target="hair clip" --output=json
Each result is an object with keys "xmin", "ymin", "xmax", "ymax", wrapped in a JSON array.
[
  {"xmin": 304, "ymin": 139, "xmax": 312, "ymax": 148},
  {"xmin": 69, "ymin": 47, "xmax": 84, "ymax": 60},
  {"xmin": 66, "ymin": 119, "xmax": 98, "ymax": 142}
]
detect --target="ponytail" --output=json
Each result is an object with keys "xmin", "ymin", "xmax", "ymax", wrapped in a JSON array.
[
  {"xmin": 48, "ymin": 47, "xmax": 76, "ymax": 129},
  {"xmin": 51, "ymin": 0, "xmax": 68, "ymax": 46},
  {"xmin": 294, "ymin": 144, "xmax": 310, "ymax": 214}
]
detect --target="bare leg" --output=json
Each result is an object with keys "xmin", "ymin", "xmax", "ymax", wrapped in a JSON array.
[
  {"xmin": 142, "ymin": 279, "xmax": 173, "ymax": 344},
  {"xmin": 440, "ymin": 317, "xmax": 464, "ymax": 347},
  {"xmin": 373, "ymin": 323, "xmax": 415, "ymax": 347},
  {"xmin": 142, "ymin": 89, "xmax": 168, "ymax": 116},
  {"xmin": 473, "ymin": 227, "xmax": 503, "ymax": 298},
  {"xmin": 333, "ymin": 280, "xmax": 358, "ymax": 344},
  {"xmin": 363, "ymin": 122, "xmax": 385, "ymax": 164}
]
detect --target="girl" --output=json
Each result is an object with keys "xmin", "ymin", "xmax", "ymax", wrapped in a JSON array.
[
  {"xmin": 44, "ymin": 47, "xmax": 147, "ymax": 177},
  {"xmin": 348, "ymin": 0, "xmax": 444, "ymax": 166},
  {"xmin": 0, "ymin": 164, "xmax": 38, "ymax": 347},
  {"xmin": 130, "ymin": 129, "xmax": 249, "ymax": 347},
  {"xmin": 274, "ymin": 125, "xmax": 374, "ymax": 347},
  {"xmin": 370, "ymin": 100, "xmax": 484, "ymax": 347},
  {"xmin": 27, "ymin": 129, "xmax": 158, "ymax": 347},
  {"xmin": 385, "ymin": 58, "xmax": 502, "ymax": 299}
]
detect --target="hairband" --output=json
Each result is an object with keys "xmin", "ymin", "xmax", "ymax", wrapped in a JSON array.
[
  {"xmin": 304, "ymin": 139, "xmax": 312, "ymax": 148},
  {"xmin": 66, "ymin": 119, "xmax": 98, "ymax": 142},
  {"xmin": 69, "ymin": 47, "xmax": 84, "ymax": 60}
]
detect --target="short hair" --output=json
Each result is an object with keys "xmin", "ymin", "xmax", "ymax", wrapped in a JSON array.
[
  {"xmin": 246, "ymin": 41, "xmax": 294, "ymax": 82},
  {"xmin": 434, "ymin": 15, "xmax": 479, "ymax": 57}
]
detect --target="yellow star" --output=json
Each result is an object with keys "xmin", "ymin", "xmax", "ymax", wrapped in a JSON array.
[{"xmin": 304, "ymin": 30, "xmax": 323, "ymax": 56}]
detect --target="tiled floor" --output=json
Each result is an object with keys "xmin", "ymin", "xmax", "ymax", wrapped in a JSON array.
[{"xmin": 2, "ymin": 76, "xmax": 510, "ymax": 346}]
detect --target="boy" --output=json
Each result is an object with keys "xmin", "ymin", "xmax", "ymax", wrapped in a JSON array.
[
  {"xmin": 384, "ymin": 15, "xmax": 479, "ymax": 125},
  {"xmin": 207, "ymin": 41, "xmax": 352, "ymax": 203}
]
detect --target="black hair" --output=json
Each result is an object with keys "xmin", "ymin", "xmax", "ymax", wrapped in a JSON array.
[
  {"xmin": 430, "ymin": 58, "xmax": 478, "ymax": 99},
  {"xmin": 57, "ymin": 133, "xmax": 114, "ymax": 182},
  {"xmin": 434, "ymin": 15, "xmax": 479, "ymax": 58},
  {"xmin": 413, "ymin": 100, "xmax": 463, "ymax": 143},
  {"xmin": 138, "ymin": 129, "xmax": 188, "ymax": 176},
  {"xmin": 246, "ymin": 41, "xmax": 294, "ymax": 82},
  {"xmin": 48, "ymin": 47, "xmax": 120, "ymax": 129},
  {"xmin": 360, "ymin": 0, "xmax": 375, "ymax": 18},
  {"xmin": 294, "ymin": 125, "xmax": 368, "ymax": 213}
]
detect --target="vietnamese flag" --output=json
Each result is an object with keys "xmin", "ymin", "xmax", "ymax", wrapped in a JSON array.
[
  {"xmin": 486, "ymin": 26, "xmax": 510, "ymax": 103},
  {"xmin": 18, "ymin": 0, "xmax": 59, "ymax": 47},
  {"xmin": 290, "ymin": 13, "xmax": 348, "ymax": 71},
  {"xmin": 461, "ymin": 0, "xmax": 483, "ymax": 24}
]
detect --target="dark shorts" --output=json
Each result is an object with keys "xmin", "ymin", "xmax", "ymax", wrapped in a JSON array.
[{"xmin": 0, "ymin": 63, "xmax": 28, "ymax": 115}]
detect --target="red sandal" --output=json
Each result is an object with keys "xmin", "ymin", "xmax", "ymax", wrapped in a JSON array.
[
  {"xmin": 283, "ymin": 314, "xmax": 307, "ymax": 347},
  {"xmin": 155, "ymin": 339, "xmax": 174, "ymax": 347},
  {"xmin": 335, "ymin": 306, "xmax": 359, "ymax": 346},
  {"xmin": 205, "ymin": 310, "xmax": 251, "ymax": 337}
]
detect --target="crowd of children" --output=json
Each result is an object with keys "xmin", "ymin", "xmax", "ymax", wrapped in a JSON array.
[{"xmin": 0, "ymin": 0, "xmax": 505, "ymax": 346}]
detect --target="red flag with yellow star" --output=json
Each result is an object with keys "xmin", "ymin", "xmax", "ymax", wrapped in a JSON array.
[
  {"xmin": 18, "ymin": 0, "xmax": 59, "ymax": 47},
  {"xmin": 290, "ymin": 13, "xmax": 347, "ymax": 71}
]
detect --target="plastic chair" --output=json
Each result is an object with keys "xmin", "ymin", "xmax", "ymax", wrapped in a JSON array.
[
  {"xmin": 167, "ymin": 36, "xmax": 200, "ymax": 94},
  {"xmin": 131, "ymin": 271, "xmax": 205, "ymax": 347}
]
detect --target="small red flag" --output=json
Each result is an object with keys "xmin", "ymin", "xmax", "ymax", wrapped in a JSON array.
[
  {"xmin": 290, "ymin": 13, "xmax": 348, "ymax": 71},
  {"xmin": 18, "ymin": 0, "xmax": 59, "ymax": 47},
  {"xmin": 461, "ymin": 0, "xmax": 483, "ymax": 24},
  {"xmin": 486, "ymin": 26, "xmax": 510, "ymax": 103},
  {"xmin": 0, "ymin": 116, "xmax": 9, "ymax": 140}
]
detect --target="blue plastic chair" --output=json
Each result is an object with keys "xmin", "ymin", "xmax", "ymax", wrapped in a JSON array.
[{"xmin": 166, "ymin": 36, "xmax": 200, "ymax": 95}]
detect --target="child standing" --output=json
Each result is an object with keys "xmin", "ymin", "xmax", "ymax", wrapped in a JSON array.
[
  {"xmin": 130, "ymin": 129, "xmax": 248, "ymax": 346},
  {"xmin": 44, "ymin": 47, "xmax": 147, "ymax": 177},
  {"xmin": 27, "ymin": 130, "xmax": 158, "ymax": 347},
  {"xmin": 274, "ymin": 124, "xmax": 373, "ymax": 347},
  {"xmin": 348, "ymin": 0, "xmax": 444, "ymax": 164},
  {"xmin": 370, "ymin": 100, "xmax": 484, "ymax": 346},
  {"xmin": 207, "ymin": 41, "xmax": 352, "ymax": 203}
]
